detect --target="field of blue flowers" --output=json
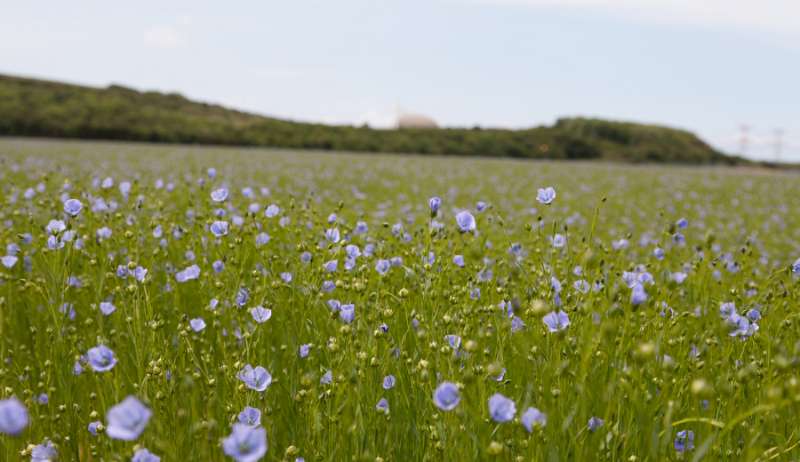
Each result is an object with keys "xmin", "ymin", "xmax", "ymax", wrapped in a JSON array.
[{"xmin": 1, "ymin": 138, "xmax": 800, "ymax": 461}]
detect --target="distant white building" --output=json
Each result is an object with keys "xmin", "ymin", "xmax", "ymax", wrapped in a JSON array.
[{"xmin": 397, "ymin": 113, "xmax": 438, "ymax": 129}]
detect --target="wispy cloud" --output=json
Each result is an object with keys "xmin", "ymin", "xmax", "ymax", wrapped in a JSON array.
[
  {"xmin": 143, "ymin": 25, "xmax": 182, "ymax": 49},
  {"xmin": 468, "ymin": 0, "xmax": 800, "ymax": 38}
]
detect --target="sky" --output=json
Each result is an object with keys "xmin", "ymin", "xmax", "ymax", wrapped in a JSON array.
[{"xmin": 1, "ymin": 0, "xmax": 798, "ymax": 161}]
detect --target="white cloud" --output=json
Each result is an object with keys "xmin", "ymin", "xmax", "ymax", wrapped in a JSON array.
[
  {"xmin": 143, "ymin": 25, "xmax": 181, "ymax": 49},
  {"xmin": 469, "ymin": 0, "xmax": 800, "ymax": 38}
]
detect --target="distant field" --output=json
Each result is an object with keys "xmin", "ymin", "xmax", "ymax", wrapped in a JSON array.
[{"xmin": 1, "ymin": 138, "xmax": 799, "ymax": 461}]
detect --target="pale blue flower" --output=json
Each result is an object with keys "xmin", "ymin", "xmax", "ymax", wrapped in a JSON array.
[
  {"xmin": 325, "ymin": 228, "xmax": 340, "ymax": 243},
  {"xmin": 99, "ymin": 302, "xmax": 116, "ymax": 316},
  {"xmin": 210, "ymin": 188, "xmax": 228, "ymax": 202},
  {"xmin": 543, "ymin": 310, "xmax": 569, "ymax": 332},
  {"xmin": 521, "ymin": 407, "xmax": 547, "ymax": 431},
  {"xmin": 250, "ymin": 306, "xmax": 272, "ymax": 323},
  {"xmin": 87, "ymin": 345, "xmax": 117, "ymax": 372},
  {"xmin": 488, "ymin": 393, "xmax": 516, "ymax": 422},
  {"xmin": 1, "ymin": 255, "xmax": 18, "ymax": 268},
  {"xmin": 340, "ymin": 304, "xmax": 355, "ymax": 323},
  {"xmin": 238, "ymin": 407, "xmax": 261, "ymax": 427},
  {"xmin": 429, "ymin": 196, "xmax": 442, "ymax": 214},
  {"xmin": 132, "ymin": 448, "xmax": 161, "ymax": 462},
  {"xmin": 64, "ymin": 198, "xmax": 83, "ymax": 216},
  {"xmin": 588, "ymin": 416, "xmax": 604, "ymax": 432},
  {"xmin": 210, "ymin": 221, "xmax": 229, "ymax": 237},
  {"xmin": 237, "ymin": 365, "xmax": 272, "ymax": 392},
  {"xmin": 433, "ymin": 382, "xmax": 460, "ymax": 411},
  {"xmin": 176, "ymin": 264, "xmax": 201, "ymax": 283},
  {"xmin": 376, "ymin": 398, "xmax": 389, "ymax": 414},
  {"xmin": 264, "ymin": 204, "xmax": 280, "ymax": 218},
  {"xmin": 0, "ymin": 397, "xmax": 28, "ymax": 436},
  {"xmin": 375, "ymin": 259, "xmax": 390, "ymax": 275},
  {"xmin": 106, "ymin": 396, "xmax": 152, "ymax": 441},
  {"xmin": 223, "ymin": 423, "xmax": 267, "ymax": 462},
  {"xmin": 536, "ymin": 187, "xmax": 556, "ymax": 205},
  {"xmin": 455, "ymin": 210, "xmax": 476, "ymax": 233},
  {"xmin": 190, "ymin": 318, "xmax": 206, "ymax": 332},
  {"xmin": 31, "ymin": 440, "xmax": 57, "ymax": 461}
]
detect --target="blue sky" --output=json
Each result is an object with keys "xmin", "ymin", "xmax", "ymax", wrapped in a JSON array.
[{"xmin": 1, "ymin": 0, "xmax": 798, "ymax": 161}]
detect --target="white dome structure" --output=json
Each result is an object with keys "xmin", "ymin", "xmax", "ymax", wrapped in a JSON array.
[{"xmin": 397, "ymin": 113, "xmax": 438, "ymax": 129}]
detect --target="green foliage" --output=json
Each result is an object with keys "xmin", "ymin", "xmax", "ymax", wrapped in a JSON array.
[{"xmin": 0, "ymin": 74, "xmax": 743, "ymax": 164}]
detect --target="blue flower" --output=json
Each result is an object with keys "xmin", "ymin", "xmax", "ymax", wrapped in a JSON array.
[
  {"xmin": 551, "ymin": 234, "xmax": 566, "ymax": 248},
  {"xmin": 325, "ymin": 228, "xmax": 341, "ymax": 243},
  {"xmin": 46, "ymin": 219, "xmax": 66, "ymax": 234},
  {"xmin": 455, "ymin": 210, "xmax": 476, "ymax": 233},
  {"xmin": 210, "ymin": 188, "xmax": 228, "ymax": 202},
  {"xmin": 476, "ymin": 201, "xmax": 488, "ymax": 212},
  {"xmin": 223, "ymin": 423, "xmax": 268, "ymax": 462},
  {"xmin": 31, "ymin": 440, "xmax": 57, "ymax": 461},
  {"xmin": 210, "ymin": 221, "xmax": 229, "ymax": 237},
  {"xmin": 176, "ymin": 264, "xmax": 201, "ymax": 283},
  {"xmin": 488, "ymin": 393, "xmax": 516, "ymax": 422},
  {"xmin": 793, "ymin": 257, "xmax": 800, "ymax": 274},
  {"xmin": 653, "ymin": 247, "xmax": 665, "ymax": 260},
  {"xmin": 445, "ymin": 334, "xmax": 462, "ymax": 350},
  {"xmin": 542, "ymin": 311, "xmax": 570, "ymax": 332},
  {"xmin": 0, "ymin": 397, "xmax": 28, "ymax": 436},
  {"xmin": 676, "ymin": 217, "xmax": 689, "ymax": 228},
  {"xmin": 429, "ymin": 196, "xmax": 442, "ymax": 214},
  {"xmin": 672, "ymin": 272, "xmax": 688, "ymax": 284},
  {"xmin": 320, "ymin": 370, "xmax": 333, "ymax": 385},
  {"xmin": 536, "ymin": 187, "xmax": 556, "ymax": 205},
  {"xmin": 720, "ymin": 302, "xmax": 736, "ymax": 318},
  {"xmin": 746, "ymin": 308, "xmax": 761, "ymax": 322},
  {"xmin": 190, "ymin": 318, "xmax": 206, "ymax": 332},
  {"xmin": 354, "ymin": 221, "xmax": 369, "ymax": 234},
  {"xmin": 106, "ymin": 396, "xmax": 152, "ymax": 441},
  {"xmin": 63, "ymin": 198, "xmax": 83, "ymax": 216},
  {"xmin": 299, "ymin": 344, "xmax": 311, "ymax": 358},
  {"xmin": 264, "ymin": 204, "xmax": 280, "ymax": 218},
  {"xmin": 324, "ymin": 260, "xmax": 338, "ymax": 272},
  {"xmin": 433, "ymin": 382, "xmax": 460, "ymax": 411},
  {"xmin": 255, "ymin": 232, "xmax": 270, "ymax": 246},
  {"xmin": 375, "ymin": 259, "xmax": 390, "ymax": 275},
  {"xmin": 132, "ymin": 448, "xmax": 161, "ymax": 462},
  {"xmin": 376, "ymin": 398, "xmax": 390, "ymax": 414},
  {"xmin": 631, "ymin": 284, "xmax": 648, "ymax": 305},
  {"xmin": 238, "ymin": 407, "xmax": 261, "ymax": 427},
  {"xmin": 345, "ymin": 244, "xmax": 361, "ymax": 258},
  {"xmin": 237, "ymin": 365, "xmax": 272, "ymax": 392},
  {"xmin": 383, "ymin": 375, "xmax": 396, "ymax": 390},
  {"xmin": 236, "ymin": 288, "xmax": 250, "ymax": 307},
  {"xmin": 87, "ymin": 345, "xmax": 117, "ymax": 372},
  {"xmin": 250, "ymin": 306, "xmax": 272, "ymax": 323},
  {"xmin": 340, "ymin": 304, "xmax": 355, "ymax": 323},
  {"xmin": 453, "ymin": 255, "xmax": 465, "ymax": 267},
  {"xmin": 587, "ymin": 416, "xmax": 604, "ymax": 432},
  {"xmin": 1, "ymin": 255, "xmax": 18, "ymax": 268},
  {"xmin": 521, "ymin": 407, "xmax": 547, "ymax": 431},
  {"xmin": 134, "ymin": 266, "xmax": 148, "ymax": 282},
  {"xmin": 87, "ymin": 420, "xmax": 101, "ymax": 436},
  {"xmin": 674, "ymin": 429, "xmax": 695, "ymax": 452}
]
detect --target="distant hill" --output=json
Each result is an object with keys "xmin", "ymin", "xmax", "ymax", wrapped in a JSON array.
[{"xmin": 0, "ymin": 74, "xmax": 745, "ymax": 164}]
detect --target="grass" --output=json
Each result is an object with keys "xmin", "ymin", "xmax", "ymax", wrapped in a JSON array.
[{"xmin": 0, "ymin": 137, "xmax": 799, "ymax": 461}]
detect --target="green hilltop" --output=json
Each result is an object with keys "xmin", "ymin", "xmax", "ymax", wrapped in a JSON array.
[{"xmin": 0, "ymin": 74, "xmax": 744, "ymax": 164}]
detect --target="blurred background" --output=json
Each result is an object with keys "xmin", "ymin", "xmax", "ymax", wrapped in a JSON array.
[{"xmin": 1, "ymin": 0, "xmax": 797, "ymax": 161}]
